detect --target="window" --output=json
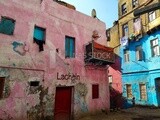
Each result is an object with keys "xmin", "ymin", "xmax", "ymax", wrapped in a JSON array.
[
  {"xmin": 0, "ymin": 17, "xmax": 15, "ymax": 35},
  {"xmin": 133, "ymin": 17, "xmax": 141, "ymax": 36},
  {"xmin": 136, "ymin": 45, "xmax": 143, "ymax": 61},
  {"xmin": 33, "ymin": 26, "xmax": 46, "ymax": 51},
  {"xmin": 108, "ymin": 75, "xmax": 113, "ymax": 84},
  {"xmin": 148, "ymin": 11, "xmax": 156, "ymax": 22},
  {"xmin": 29, "ymin": 81, "xmax": 40, "ymax": 94},
  {"xmin": 122, "ymin": 23, "xmax": 128, "ymax": 37},
  {"xmin": 126, "ymin": 84, "xmax": 132, "ymax": 98},
  {"xmin": 65, "ymin": 36, "xmax": 75, "ymax": 58},
  {"xmin": 124, "ymin": 49, "xmax": 129, "ymax": 62},
  {"xmin": 151, "ymin": 38, "xmax": 160, "ymax": 57},
  {"xmin": 139, "ymin": 84, "xmax": 147, "ymax": 100},
  {"xmin": 122, "ymin": 3, "xmax": 127, "ymax": 15},
  {"xmin": 106, "ymin": 30, "xmax": 110, "ymax": 41},
  {"xmin": 30, "ymin": 81, "xmax": 40, "ymax": 86},
  {"xmin": 132, "ymin": 0, "xmax": 138, "ymax": 8},
  {"xmin": 134, "ymin": 17, "xmax": 140, "ymax": 23},
  {"xmin": 108, "ymin": 75, "xmax": 113, "ymax": 86},
  {"xmin": 0, "ymin": 77, "xmax": 5, "ymax": 99},
  {"xmin": 92, "ymin": 84, "xmax": 99, "ymax": 99}
]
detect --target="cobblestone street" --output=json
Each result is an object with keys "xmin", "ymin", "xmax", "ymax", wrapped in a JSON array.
[{"xmin": 78, "ymin": 106, "xmax": 160, "ymax": 120}]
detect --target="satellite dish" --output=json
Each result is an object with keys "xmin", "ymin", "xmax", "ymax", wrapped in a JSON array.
[{"xmin": 91, "ymin": 9, "xmax": 97, "ymax": 18}]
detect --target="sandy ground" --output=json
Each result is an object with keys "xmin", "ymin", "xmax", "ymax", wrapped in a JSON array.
[{"xmin": 78, "ymin": 106, "xmax": 160, "ymax": 120}]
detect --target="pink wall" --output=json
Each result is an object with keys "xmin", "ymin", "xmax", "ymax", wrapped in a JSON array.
[
  {"xmin": 0, "ymin": 0, "xmax": 110, "ymax": 119},
  {"xmin": 108, "ymin": 57, "xmax": 122, "ymax": 93}
]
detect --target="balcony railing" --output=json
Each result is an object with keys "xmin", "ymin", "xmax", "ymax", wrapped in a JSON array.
[{"xmin": 84, "ymin": 41, "xmax": 115, "ymax": 65}]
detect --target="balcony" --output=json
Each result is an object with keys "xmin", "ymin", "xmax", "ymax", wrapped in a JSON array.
[{"xmin": 84, "ymin": 41, "xmax": 115, "ymax": 66}]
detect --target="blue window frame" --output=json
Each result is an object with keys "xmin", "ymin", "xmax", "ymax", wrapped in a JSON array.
[
  {"xmin": 0, "ymin": 17, "xmax": 15, "ymax": 35},
  {"xmin": 33, "ymin": 26, "xmax": 45, "ymax": 41},
  {"xmin": 65, "ymin": 36, "xmax": 75, "ymax": 58},
  {"xmin": 33, "ymin": 26, "xmax": 46, "ymax": 52}
]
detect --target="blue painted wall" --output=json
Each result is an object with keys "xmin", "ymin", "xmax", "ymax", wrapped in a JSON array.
[{"xmin": 121, "ymin": 30, "xmax": 160, "ymax": 107}]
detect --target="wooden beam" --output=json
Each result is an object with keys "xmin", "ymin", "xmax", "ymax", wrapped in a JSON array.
[{"xmin": 134, "ymin": 3, "xmax": 160, "ymax": 16}]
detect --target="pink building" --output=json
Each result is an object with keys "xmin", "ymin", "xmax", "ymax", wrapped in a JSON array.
[{"xmin": 0, "ymin": 0, "xmax": 114, "ymax": 119}]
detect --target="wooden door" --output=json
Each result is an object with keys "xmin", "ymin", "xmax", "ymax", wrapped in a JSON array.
[{"xmin": 54, "ymin": 87, "xmax": 72, "ymax": 120}]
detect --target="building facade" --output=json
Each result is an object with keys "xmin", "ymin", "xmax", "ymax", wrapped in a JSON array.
[
  {"xmin": 118, "ymin": 0, "xmax": 160, "ymax": 107},
  {"xmin": 106, "ymin": 22, "xmax": 123, "ymax": 108},
  {"xmin": 0, "ymin": 0, "xmax": 114, "ymax": 119}
]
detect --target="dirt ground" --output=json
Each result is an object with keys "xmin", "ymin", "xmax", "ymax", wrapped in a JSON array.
[{"xmin": 78, "ymin": 106, "xmax": 160, "ymax": 120}]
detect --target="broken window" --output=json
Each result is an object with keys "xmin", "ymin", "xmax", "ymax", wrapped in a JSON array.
[
  {"xmin": 65, "ymin": 36, "xmax": 75, "ymax": 58},
  {"xmin": 0, "ymin": 17, "xmax": 15, "ymax": 35},
  {"xmin": 33, "ymin": 26, "xmax": 46, "ymax": 52},
  {"xmin": 0, "ymin": 77, "xmax": 5, "ymax": 99},
  {"xmin": 92, "ymin": 84, "xmax": 99, "ymax": 99}
]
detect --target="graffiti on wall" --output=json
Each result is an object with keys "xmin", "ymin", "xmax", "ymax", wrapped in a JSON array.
[
  {"xmin": 75, "ymin": 83, "xmax": 88, "ymax": 112},
  {"xmin": 12, "ymin": 41, "xmax": 28, "ymax": 56},
  {"xmin": 57, "ymin": 72, "xmax": 80, "ymax": 81}
]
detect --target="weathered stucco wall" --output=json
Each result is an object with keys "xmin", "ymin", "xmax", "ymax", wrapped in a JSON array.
[
  {"xmin": 107, "ymin": 24, "xmax": 122, "ymax": 93},
  {"xmin": 0, "ymin": 0, "xmax": 109, "ymax": 119},
  {"xmin": 121, "ymin": 30, "xmax": 160, "ymax": 107}
]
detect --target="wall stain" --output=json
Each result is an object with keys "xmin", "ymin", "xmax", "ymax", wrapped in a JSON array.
[
  {"xmin": 27, "ymin": 86, "xmax": 50, "ymax": 120},
  {"xmin": 12, "ymin": 41, "xmax": 26, "ymax": 56},
  {"xmin": 75, "ymin": 83, "xmax": 88, "ymax": 112}
]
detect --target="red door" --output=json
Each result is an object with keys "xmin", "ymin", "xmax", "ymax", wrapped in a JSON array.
[{"xmin": 54, "ymin": 87, "xmax": 72, "ymax": 120}]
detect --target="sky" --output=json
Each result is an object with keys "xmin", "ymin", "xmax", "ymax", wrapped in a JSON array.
[{"xmin": 63, "ymin": 0, "xmax": 118, "ymax": 28}]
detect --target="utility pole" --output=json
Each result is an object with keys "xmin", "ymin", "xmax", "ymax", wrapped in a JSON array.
[{"xmin": 134, "ymin": 2, "xmax": 160, "ymax": 16}]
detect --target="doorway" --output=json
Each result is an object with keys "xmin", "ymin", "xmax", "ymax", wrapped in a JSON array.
[
  {"xmin": 155, "ymin": 78, "xmax": 160, "ymax": 106},
  {"xmin": 54, "ymin": 87, "xmax": 73, "ymax": 120}
]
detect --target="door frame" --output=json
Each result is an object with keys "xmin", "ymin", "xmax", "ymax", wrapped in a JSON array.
[
  {"xmin": 54, "ymin": 86, "xmax": 74, "ymax": 120},
  {"xmin": 155, "ymin": 78, "xmax": 160, "ymax": 106}
]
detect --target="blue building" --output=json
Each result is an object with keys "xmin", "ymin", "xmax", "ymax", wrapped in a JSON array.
[{"xmin": 121, "ymin": 29, "xmax": 160, "ymax": 107}]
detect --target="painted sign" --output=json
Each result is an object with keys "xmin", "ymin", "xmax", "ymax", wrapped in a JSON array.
[
  {"xmin": 57, "ymin": 73, "xmax": 80, "ymax": 81},
  {"xmin": 93, "ymin": 49, "xmax": 115, "ymax": 63}
]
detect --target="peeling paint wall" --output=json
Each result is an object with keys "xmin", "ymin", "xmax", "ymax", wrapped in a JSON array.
[
  {"xmin": 0, "ymin": 0, "xmax": 109, "ymax": 119},
  {"xmin": 121, "ymin": 30, "xmax": 160, "ymax": 107}
]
